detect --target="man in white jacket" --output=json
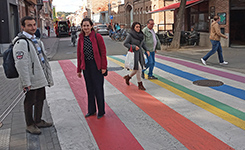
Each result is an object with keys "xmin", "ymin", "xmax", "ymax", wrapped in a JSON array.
[{"xmin": 13, "ymin": 16, "xmax": 54, "ymax": 135}]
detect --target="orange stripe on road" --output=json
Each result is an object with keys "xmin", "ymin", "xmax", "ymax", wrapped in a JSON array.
[
  {"xmin": 106, "ymin": 71, "xmax": 234, "ymax": 150},
  {"xmin": 58, "ymin": 60, "xmax": 143, "ymax": 150}
]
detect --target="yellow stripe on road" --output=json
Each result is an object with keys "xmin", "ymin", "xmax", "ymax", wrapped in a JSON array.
[{"xmin": 107, "ymin": 56, "xmax": 245, "ymax": 130}]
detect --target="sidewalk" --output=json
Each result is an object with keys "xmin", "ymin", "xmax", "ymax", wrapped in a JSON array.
[
  {"xmin": 158, "ymin": 45, "xmax": 245, "ymax": 74},
  {"xmin": 0, "ymin": 33, "xmax": 61, "ymax": 150}
]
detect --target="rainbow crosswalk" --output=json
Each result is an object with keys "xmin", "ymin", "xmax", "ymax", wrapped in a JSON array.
[{"xmin": 46, "ymin": 54, "xmax": 245, "ymax": 150}]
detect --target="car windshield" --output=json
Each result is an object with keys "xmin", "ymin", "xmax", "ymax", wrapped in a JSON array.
[{"xmin": 98, "ymin": 25, "xmax": 107, "ymax": 29}]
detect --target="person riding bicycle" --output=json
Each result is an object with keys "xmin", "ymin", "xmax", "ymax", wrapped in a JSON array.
[
  {"xmin": 107, "ymin": 24, "xmax": 114, "ymax": 37},
  {"xmin": 115, "ymin": 23, "xmax": 121, "ymax": 32}
]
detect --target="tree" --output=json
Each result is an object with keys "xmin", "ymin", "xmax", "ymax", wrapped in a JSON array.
[{"xmin": 169, "ymin": 0, "xmax": 187, "ymax": 49}]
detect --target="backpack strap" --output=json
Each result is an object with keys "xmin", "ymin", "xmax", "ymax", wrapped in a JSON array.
[{"xmin": 14, "ymin": 37, "xmax": 30, "ymax": 52}]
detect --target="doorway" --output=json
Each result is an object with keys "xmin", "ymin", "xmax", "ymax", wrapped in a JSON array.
[
  {"xmin": 9, "ymin": 4, "xmax": 19, "ymax": 41},
  {"xmin": 230, "ymin": 0, "xmax": 245, "ymax": 47},
  {"xmin": 126, "ymin": 4, "xmax": 133, "ymax": 28}
]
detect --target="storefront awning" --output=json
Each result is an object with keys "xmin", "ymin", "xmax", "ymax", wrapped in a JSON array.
[{"xmin": 148, "ymin": 0, "xmax": 203, "ymax": 14}]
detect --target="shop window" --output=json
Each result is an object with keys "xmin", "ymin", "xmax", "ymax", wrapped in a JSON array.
[
  {"xmin": 189, "ymin": 1, "xmax": 209, "ymax": 32},
  {"xmin": 153, "ymin": 5, "xmax": 156, "ymax": 10},
  {"xmin": 190, "ymin": 13, "xmax": 209, "ymax": 32}
]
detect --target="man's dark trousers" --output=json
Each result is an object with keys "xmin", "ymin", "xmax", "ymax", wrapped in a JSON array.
[{"xmin": 24, "ymin": 87, "xmax": 46, "ymax": 126}]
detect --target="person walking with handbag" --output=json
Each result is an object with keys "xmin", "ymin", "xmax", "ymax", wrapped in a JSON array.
[
  {"xmin": 201, "ymin": 15, "xmax": 228, "ymax": 65},
  {"xmin": 77, "ymin": 18, "xmax": 107, "ymax": 119},
  {"xmin": 142, "ymin": 19, "xmax": 161, "ymax": 79},
  {"xmin": 123, "ymin": 22, "xmax": 150, "ymax": 90}
]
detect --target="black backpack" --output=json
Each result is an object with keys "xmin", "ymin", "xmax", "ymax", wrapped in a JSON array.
[{"xmin": 2, "ymin": 37, "xmax": 30, "ymax": 79}]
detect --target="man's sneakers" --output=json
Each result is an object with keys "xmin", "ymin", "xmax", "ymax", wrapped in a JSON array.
[
  {"xmin": 142, "ymin": 72, "xmax": 158, "ymax": 80},
  {"xmin": 220, "ymin": 61, "xmax": 228, "ymax": 65},
  {"xmin": 26, "ymin": 120, "xmax": 53, "ymax": 135},
  {"xmin": 36, "ymin": 120, "xmax": 53, "ymax": 128},
  {"xmin": 26, "ymin": 125, "xmax": 41, "ymax": 135},
  {"xmin": 148, "ymin": 76, "xmax": 158, "ymax": 80},
  {"xmin": 201, "ymin": 58, "xmax": 206, "ymax": 65},
  {"xmin": 201, "ymin": 58, "xmax": 228, "ymax": 65},
  {"xmin": 141, "ymin": 71, "xmax": 145, "ymax": 79}
]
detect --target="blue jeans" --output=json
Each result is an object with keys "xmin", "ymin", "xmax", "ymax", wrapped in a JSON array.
[
  {"xmin": 203, "ymin": 40, "xmax": 224, "ymax": 63},
  {"xmin": 143, "ymin": 51, "xmax": 155, "ymax": 77}
]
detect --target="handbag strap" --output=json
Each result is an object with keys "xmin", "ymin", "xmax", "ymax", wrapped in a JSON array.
[{"xmin": 94, "ymin": 33, "xmax": 101, "ymax": 56}]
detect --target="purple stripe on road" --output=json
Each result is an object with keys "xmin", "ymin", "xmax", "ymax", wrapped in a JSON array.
[{"xmin": 156, "ymin": 55, "xmax": 245, "ymax": 83}]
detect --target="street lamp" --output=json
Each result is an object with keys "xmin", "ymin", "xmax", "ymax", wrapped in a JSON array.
[{"xmin": 108, "ymin": 0, "xmax": 111, "ymax": 25}]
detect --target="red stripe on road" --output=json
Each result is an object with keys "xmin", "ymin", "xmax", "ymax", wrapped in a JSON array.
[
  {"xmin": 58, "ymin": 60, "xmax": 143, "ymax": 150},
  {"xmin": 106, "ymin": 71, "xmax": 234, "ymax": 150}
]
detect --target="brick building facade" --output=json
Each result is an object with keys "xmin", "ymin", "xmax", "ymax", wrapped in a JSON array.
[
  {"xmin": 0, "ymin": 0, "xmax": 54, "ymax": 53},
  {"xmin": 113, "ymin": 0, "xmax": 174, "ymax": 30},
  {"xmin": 108, "ymin": 0, "xmax": 244, "ymax": 47},
  {"xmin": 180, "ymin": 0, "xmax": 244, "ymax": 47}
]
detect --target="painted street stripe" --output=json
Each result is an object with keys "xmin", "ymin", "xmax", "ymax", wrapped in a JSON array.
[
  {"xmin": 108, "ymin": 56, "xmax": 245, "ymax": 129},
  {"xmin": 154, "ymin": 61, "xmax": 245, "ymax": 100},
  {"xmin": 58, "ymin": 60, "xmax": 143, "ymax": 150},
  {"xmin": 112, "ymin": 56, "xmax": 245, "ymax": 101},
  {"xmin": 106, "ymin": 71, "xmax": 234, "ymax": 150},
  {"xmin": 47, "ymin": 61, "xmax": 99, "ymax": 150},
  {"xmin": 156, "ymin": 55, "xmax": 245, "ymax": 83}
]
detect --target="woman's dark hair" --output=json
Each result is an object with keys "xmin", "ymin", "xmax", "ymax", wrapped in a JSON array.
[
  {"xmin": 131, "ymin": 22, "xmax": 142, "ymax": 32},
  {"xmin": 81, "ymin": 18, "xmax": 93, "ymax": 27},
  {"xmin": 80, "ymin": 18, "xmax": 94, "ymax": 34},
  {"xmin": 21, "ymin": 16, "xmax": 35, "ymax": 27}
]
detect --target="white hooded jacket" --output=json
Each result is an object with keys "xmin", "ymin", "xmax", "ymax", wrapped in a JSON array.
[{"xmin": 12, "ymin": 32, "xmax": 54, "ymax": 90}]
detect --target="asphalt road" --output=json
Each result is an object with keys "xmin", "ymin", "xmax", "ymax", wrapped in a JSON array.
[
  {"xmin": 49, "ymin": 34, "xmax": 245, "ymax": 74},
  {"xmin": 50, "ymin": 34, "xmax": 128, "ymax": 61}
]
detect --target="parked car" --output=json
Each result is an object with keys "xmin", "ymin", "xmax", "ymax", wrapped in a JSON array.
[
  {"xmin": 57, "ymin": 21, "xmax": 70, "ymax": 37},
  {"xmin": 95, "ymin": 25, "xmax": 109, "ymax": 35}
]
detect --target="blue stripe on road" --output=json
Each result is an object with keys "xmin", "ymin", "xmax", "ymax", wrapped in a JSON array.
[{"xmin": 155, "ymin": 62, "xmax": 245, "ymax": 100}]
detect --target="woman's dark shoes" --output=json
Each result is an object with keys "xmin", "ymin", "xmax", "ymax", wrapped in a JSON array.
[
  {"xmin": 97, "ymin": 115, "xmax": 104, "ymax": 119},
  {"xmin": 85, "ymin": 113, "xmax": 96, "ymax": 118},
  {"xmin": 123, "ymin": 75, "xmax": 131, "ymax": 85},
  {"xmin": 138, "ymin": 82, "xmax": 146, "ymax": 90}
]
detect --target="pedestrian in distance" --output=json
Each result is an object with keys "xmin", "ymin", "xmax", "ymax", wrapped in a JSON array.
[
  {"xmin": 188, "ymin": 27, "xmax": 198, "ymax": 45},
  {"xmin": 123, "ymin": 22, "xmax": 150, "ymax": 90},
  {"xmin": 77, "ymin": 18, "xmax": 107, "ymax": 119},
  {"xmin": 201, "ymin": 15, "xmax": 228, "ymax": 65},
  {"xmin": 142, "ymin": 19, "xmax": 161, "ymax": 80},
  {"xmin": 45, "ymin": 24, "xmax": 50, "ymax": 37},
  {"xmin": 55, "ymin": 20, "xmax": 58, "ymax": 37},
  {"xmin": 13, "ymin": 16, "xmax": 54, "ymax": 135},
  {"xmin": 70, "ymin": 23, "xmax": 77, "ymax": 46}
]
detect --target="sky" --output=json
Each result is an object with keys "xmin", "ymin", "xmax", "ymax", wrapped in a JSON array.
[{"xmin": 52, "ymin": 0, "xmax": 85, "ymax": 12}]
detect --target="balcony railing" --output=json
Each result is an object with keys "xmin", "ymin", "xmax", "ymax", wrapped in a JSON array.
[
  {"xmin": 26, "ymin": 0, "xmax": 37, "ymax": 5},
  {"xmin": 37, "ymin": 0, "xmax": 43, "ymax": 10},
  {"xmin": 37, "ymin": 0, "xmax": 43, "ymax": 6}
]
